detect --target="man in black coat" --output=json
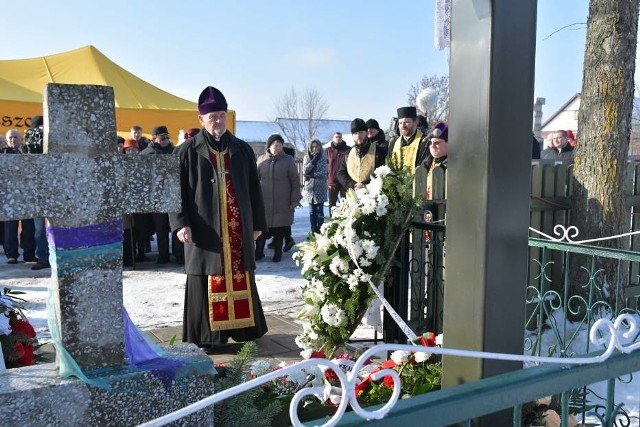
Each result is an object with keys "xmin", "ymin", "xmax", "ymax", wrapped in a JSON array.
[
  {"xmin": 541, "ymin": 130, "xmax": 574, "ymax": 162},
  {"xmin": 366, "ymin": 118, "xmax": 389, "ymax": 155},
  {"xmin": 170, "ymin": 86, "xmax": 268, "ymax": 350},
  {"xmin": 140, "ymin": 125, "xmax": 178, "ymax": 264}
]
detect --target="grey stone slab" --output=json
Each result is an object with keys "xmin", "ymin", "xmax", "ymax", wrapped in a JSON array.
[
  {"xmin": 0, "ymin": 344, "xmax": 215, "ymax": 426},
  {"xmin": 146, "ymin": 326, "xmax": 182, "ymax": 344}
]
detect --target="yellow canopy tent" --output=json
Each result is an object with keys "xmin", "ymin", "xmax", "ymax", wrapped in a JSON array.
[{"xmin": 0, "ymin": 45, "xmax": 235, "ymax": 140}]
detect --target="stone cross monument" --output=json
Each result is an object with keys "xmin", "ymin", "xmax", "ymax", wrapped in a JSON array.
[{"xmin": 0, "ymin": 83, "xmax": 181, "ymax": 371}]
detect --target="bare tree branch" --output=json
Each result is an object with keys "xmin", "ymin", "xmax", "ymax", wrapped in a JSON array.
[
  {"xmin": 407, "ymin": 74, "xmax": 450, "ymax": 127},
  {"xmin": 273, "ymin": 87, "xmax": 329, "ymax": 151},
  {"xmin": 541, "ymin": 22, "xmax": 587, "ymax": 41}
]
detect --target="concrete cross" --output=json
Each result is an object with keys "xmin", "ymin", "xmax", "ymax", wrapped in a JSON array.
[{"xmin": 0, "ymin": 84, "xmax": 181, "ymax": 371}]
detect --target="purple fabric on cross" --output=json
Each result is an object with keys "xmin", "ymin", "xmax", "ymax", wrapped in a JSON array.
[{"xmin": 47, "ymin": 220, "xmax": 123, "ymax": 249}]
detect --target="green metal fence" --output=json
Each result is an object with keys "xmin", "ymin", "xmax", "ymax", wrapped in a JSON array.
[
  {"xmin": 377, "ymin": 162, "xmax": 640, "ymax": 425},
  {"xmin": 338, "ymin": 348, "xmax": 640, "ymax": 426}
]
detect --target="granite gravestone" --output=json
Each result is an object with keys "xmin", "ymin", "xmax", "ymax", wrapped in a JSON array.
[{"xmin": 0, "ymin": 83, "xmax": 181, "ymax": 370}]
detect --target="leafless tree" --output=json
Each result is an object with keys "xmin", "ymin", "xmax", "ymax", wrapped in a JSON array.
[
  {"xmin": 273, "ymin": 87, "xmax": 329, "ymax": 151},
  {"xmin": 407, "ymin": 74, "xmax": 449, "ymax": 127}
]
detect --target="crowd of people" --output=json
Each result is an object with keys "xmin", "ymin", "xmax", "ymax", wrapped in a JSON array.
[
  {"xmin": 1, "ymin": 117, "xmax": 50, "ymax": 270},
  {"xmin": 0, "ymin": 105, "xmax": 452, "ymax": 273},
  {"xmin": 0, "ymin": 89, "xmax": 574, "ymax": 360},
  {"xmin": 10, "ymin": 84, "xmax": 578, "ymax": 354}
]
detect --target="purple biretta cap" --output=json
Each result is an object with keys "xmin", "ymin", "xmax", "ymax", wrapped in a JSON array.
[{"xmin": 198, "ymin": 86, "xmax": 228, "ymax": 114}]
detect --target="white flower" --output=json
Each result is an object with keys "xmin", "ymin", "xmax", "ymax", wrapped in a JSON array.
[
  {"xmin": 414, "ymin": 351, "xmax": 431, "ymax": 363},
  {"xmin": 314, "ymin": 234, "xmax": 332, "ymax": 257},
  {"xmin": 347, "ymin": 238, "xmax": 364, "ymax": 260},
  {"xmin": 359, "ymin": 272, "xmax": 372, "ymax": 284},
  {"xmin": 436, "ymin": 334, "xmax": 443, "ymax": 346},
  {"xmin": 0, "ymin": 314, "xmax": 11, "ymax": 336},
  {"xmin": 250, "ymin": 360, "xmax": 273, "ymax": 377},
  {"xmin": 361, "ymin": 239, "xmax": 379, "ymax": 259},
  {"xmin": 1, "ymin": 295, "xmax": 13, "ymax": 311},
  {"xmin": 374, "ymin": 165, "xmax": 392, "ymax": 177},
  {"xmin": 300, "ymin": 349, "xmax": 313, "ymax": 359},
  {"xmin": 347, "ymin": 274, "xmax": 359, "ymax": 291},
  {"xmin": 375, "ymin": 194, "xmax": 389, "ymax": 217},
  {"xmin": 367, "ymin": 176, "xmax": 383, "ymax": 197},
  {"xmin": 321, "ymin": 303, "xmax": 345, "ymax": 327},
  {"xmin": 329, "ymin": 257, "xmax": 342, "ymax": 276},
  {"xmin": 390, "ymin": 350, "xmax": 412, "ymax": 365},
  {"xmin": 286, "ymin": 367, "xmax": 308, "ymax": 385},
  {"xmin": 358, "ymin": 258, "xmax": 372, "ymax": 267},
  {"xmin": 360, "ymin": 195, "xmax": 377, "ymax": 215},
  {"xmin": 337, "ymin": 258, "xmax": 350, "ymax": 274},
  {"xmin": 308, "ymin": 328, "xmax": 318, "ymax": 340}
]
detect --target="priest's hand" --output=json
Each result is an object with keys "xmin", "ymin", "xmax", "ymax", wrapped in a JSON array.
[
  {"xmin": 253, "ymin": 230, "xmax": 263, "ymax": 240},
  {"xmin": 177, "ymin": 226, "xmax": 192, "ymax": 244}
]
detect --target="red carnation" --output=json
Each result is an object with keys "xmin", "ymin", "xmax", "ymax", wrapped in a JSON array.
[
  {"xmin": 13, "ymin": 341, "xmax": 25, "ymax": 358},
  {"xmin": 383, "ymin": 375, "xmax": 395, "ymax": 388},
  {"xmin": 16, "ymin": 343, "xmax": 35, "ymax": 366},
  {"xmin": 355, "ymin": 379, "xmax": 370, "ymax": 397},
  {"xmin": 310, "ymin": 351, "xmax": 326, "ymax": 359},
  {"xmin": 419, "ymin": 332, "xmax": 437, "ymax": 347},
  {"xmin": 10, "ymin": 319, "xmax": 36, "ymax": 338},
  {"xmin": 324, "ymin": 368, "xmax": 339, "ymax": 383},
  {"xmin": 380, "ymin": 359, "xmax": 397, "ymax": 369}
]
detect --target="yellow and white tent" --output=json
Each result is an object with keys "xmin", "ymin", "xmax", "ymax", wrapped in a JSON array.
[{"xmin": 0, "ymin": 45, "xmax": 235, "ymax": 138}]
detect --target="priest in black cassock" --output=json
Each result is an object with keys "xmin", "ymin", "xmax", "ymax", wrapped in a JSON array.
[
  {"xmin": 387, "ymin": 106, "xmax": 431, "ymax": 172},
  {"xmin": 170, "ymin": 86, "xmax": 268, "ymax": 351}
]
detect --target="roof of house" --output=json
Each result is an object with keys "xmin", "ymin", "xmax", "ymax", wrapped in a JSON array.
[
  {"xmin": 236, "ymin": 118, "xmax": 352, "ymax": 144},
  {"xmin": 541, "ymin": 93, "xmax": 580, "ymax": 129},
  {"xmin": 235, "ymin": 121, "xmax": 281, "ymax": 143}
]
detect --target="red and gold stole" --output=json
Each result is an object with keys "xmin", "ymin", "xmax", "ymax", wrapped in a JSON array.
[{"xmin": 207, "ymin": 147, "xmax": 256, "ymax": 330}]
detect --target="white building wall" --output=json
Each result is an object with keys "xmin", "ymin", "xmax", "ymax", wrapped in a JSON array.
[{"xmin": 541, "ymin": 97, "xmax": 580, "ymax": 137}]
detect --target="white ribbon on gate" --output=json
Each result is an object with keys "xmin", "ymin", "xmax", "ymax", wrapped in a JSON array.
[{"xmin": 139, "ymin": 313, "xmax": 640, "ymax": 427}]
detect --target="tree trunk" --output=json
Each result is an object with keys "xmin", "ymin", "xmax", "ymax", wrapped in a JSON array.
[{"xmin": 571, "ymin": 0, "xmax": 639, "ymax": 309}]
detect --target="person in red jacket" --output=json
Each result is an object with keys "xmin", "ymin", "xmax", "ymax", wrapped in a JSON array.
[{"xmin": 324, "ymin": 132, "xmax": 349, "ymax": 217}]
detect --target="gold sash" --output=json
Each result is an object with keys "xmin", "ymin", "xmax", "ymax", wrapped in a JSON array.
[
  {"xmin": 207, "ymin": 146, "xmax": 256, "ymax": 330},
  {"xmin": 392, "ymin": 129, "xmax": 424, "ymax": 171},
  {"xmin": 346, "ymin": 143, "xmax": 377, "ymax": 184}
]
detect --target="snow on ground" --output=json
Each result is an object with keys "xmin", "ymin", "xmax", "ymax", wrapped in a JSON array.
[
  {"xmin": 1, "ymin": 205, "xmax": 637, "ymax": 424},
  {"xmin": 0, "ymin": 205, "xmax": 376, "ymax": 341}
]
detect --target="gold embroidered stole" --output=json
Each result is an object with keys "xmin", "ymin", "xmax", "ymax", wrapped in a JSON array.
[
  {"xmin": 346, "ymin": 143, "xmax": 377, "ymax": 183},
  {"xmin": 207, "ymin": 146, "xmax": 256, "ymax": 330},
  {"xmin": 392, "ymin": 129, "xmax": 424, "ymax": 171}
]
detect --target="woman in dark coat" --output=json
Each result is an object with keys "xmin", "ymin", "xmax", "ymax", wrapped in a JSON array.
[
  {"xmin": 255, "ymin": 134, "xmax": 302, "ymax": 262},
  {"xmin": 302, "ymin": 139, "xmax": 328, "ymax": 234}
]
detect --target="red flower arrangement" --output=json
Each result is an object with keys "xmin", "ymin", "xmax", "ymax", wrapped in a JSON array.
[{"xmin": 1, "ymin": 288, "xmax": 39, "ymax": 369}]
